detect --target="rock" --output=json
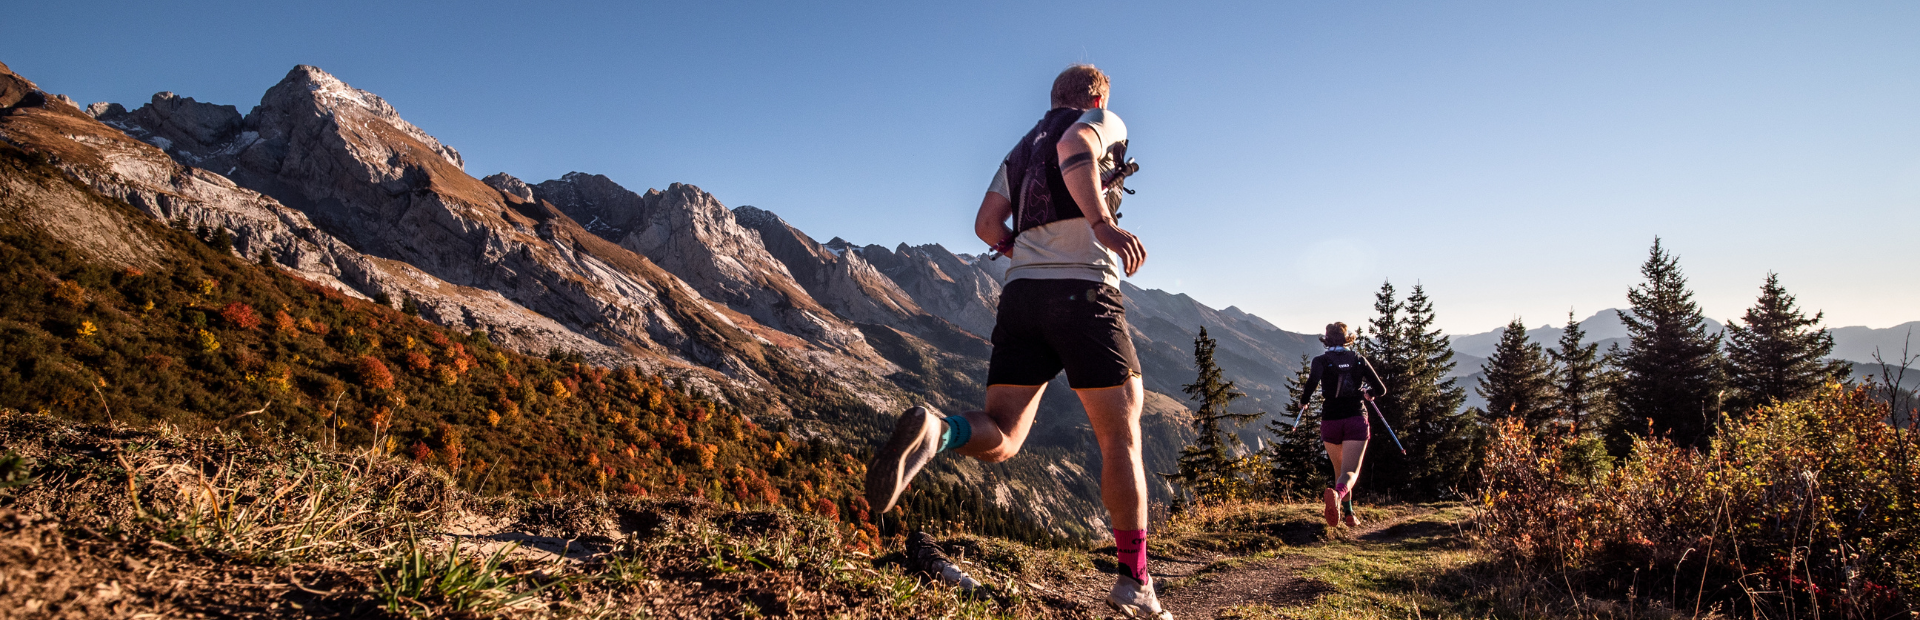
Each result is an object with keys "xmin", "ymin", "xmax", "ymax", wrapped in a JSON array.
[
  {"xmin": 84, "ymin": 102, "xmax": 125, "ymax": 119},
  {"xmin": 734, "ymin": 206, "xmax": 987, "ymax": 356},
  {"xmin": 482, "ymin": 172, "xmax": 534, "ymax": 202},
  {"xmin": 534, "ymin": 174, "xmax": 888, "ymax": 366},
  {"xmin": 860, "ymin": 242, "xmax": 1004, "ymax": 339},
  {"xmin": 105, "ymin": 92, "xmax": 243, "ymax": 163}
]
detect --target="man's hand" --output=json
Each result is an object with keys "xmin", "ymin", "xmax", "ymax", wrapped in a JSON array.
[
  {"xmin": 975, "ymin": 190, "xmax": 1015, "ymax": 256},
  {"xmin": 1092, "ymin": 219, "xmax": 1146, "ymax": 276}
]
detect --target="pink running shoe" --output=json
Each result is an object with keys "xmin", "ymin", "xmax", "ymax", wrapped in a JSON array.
[{"xmin": 1322, "ymin": 488, "xmax": 1340, "ymax": 527}]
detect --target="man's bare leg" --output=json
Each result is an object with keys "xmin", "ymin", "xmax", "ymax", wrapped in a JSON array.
[
  {"xmin": 1077, "ymin": 377, "xmax": 1164, "ymax": 617},
  {"xmin": 952, "ymin": 384, "xmax": 1047, "ymax": 462},
  {"xmin": 1076, "ymin": 377, "xmax": 1147, "ymax": 530}
]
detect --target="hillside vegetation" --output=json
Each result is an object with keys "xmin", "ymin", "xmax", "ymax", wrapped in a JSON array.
[{"xmin": 0, "ymin": 141, "xmax": 1060, "ymax": 547}]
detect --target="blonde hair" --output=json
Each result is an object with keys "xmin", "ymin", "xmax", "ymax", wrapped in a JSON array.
[{"xmin": 1050, "ymin": 64, "xmax": 1109, "ymax": 109}]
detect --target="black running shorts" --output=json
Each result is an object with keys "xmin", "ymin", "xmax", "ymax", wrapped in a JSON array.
[{"xmin": 986, "ymin": 279, "xmax": 1141, "ymax": 389}]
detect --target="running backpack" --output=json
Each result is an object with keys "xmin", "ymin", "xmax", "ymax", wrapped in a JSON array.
[
  {"xmin": 1004, "ymin": 109, "xmax": 1142, "ymax": 233},
  {"xmin": 1324, "ymin": 351, "xmax": 1363, "ymax": 401},
  {"xmin": 1005, "ymin": 108, "xmax": 1084, "ymax": 234}
]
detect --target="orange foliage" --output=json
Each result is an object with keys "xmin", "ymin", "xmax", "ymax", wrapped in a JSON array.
[
  {"xmin": 354, "ymin": 355, "xmax": 394, "ymax": 390},
  {"xmin": 403, "ymin": 351, "xmax": 433, "ymax": 372},
  {"xmin": 219, "ymin": 302, "xmax": 261, "ymax": 330}
]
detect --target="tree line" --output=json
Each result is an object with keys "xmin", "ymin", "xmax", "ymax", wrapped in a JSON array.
[{"xmin": 1171, "ymin": 237, "xmax": 1863, "ymax": 503}]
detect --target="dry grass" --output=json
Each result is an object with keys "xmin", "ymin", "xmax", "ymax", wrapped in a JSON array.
[{"xmin": 0, "ymin": 410, "xmax": 1113, "ymax": 618}]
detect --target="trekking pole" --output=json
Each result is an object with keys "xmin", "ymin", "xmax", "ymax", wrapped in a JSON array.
[{"xmin": 1362, "ymin": 393, "xmax": 1407, "ymax": 455}]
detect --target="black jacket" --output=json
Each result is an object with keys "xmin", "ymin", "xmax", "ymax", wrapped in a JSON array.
[{"xmin": 1297, "ymin": 349, "xmax": 1387, "ymax": 420}]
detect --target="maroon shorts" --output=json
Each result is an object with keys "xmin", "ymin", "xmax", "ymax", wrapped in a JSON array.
[{"xmin": 1320, "ymin": 413, "xmax": 1371, "ymax": 444}]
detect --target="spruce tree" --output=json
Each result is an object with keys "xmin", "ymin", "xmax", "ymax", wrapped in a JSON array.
[
  {"xmin": 1548, "ymin": 310, "xmax": 1606, "ymax": 434},
  {"xmin": 1264, "ymin": 354, "xmax": 1324, "ymax": 499},
  {"xmin": 1477, "ymin": 318, "xmax": 1556, "ymax": 431},
  {"xmin": 1171, "ymin": 328, "xmax": 1263, "ymax": 503},
  {"xmin": 1609, "ymin": 238, "xmax": 1723, "ymax": 451},
  {"xmin": 1723, "ymin": 273, "xmax": 1849, "ymax": 414},
  {"xmin": 1360, "ymin": 282, "xmax": 1477, "ymax": 498}
]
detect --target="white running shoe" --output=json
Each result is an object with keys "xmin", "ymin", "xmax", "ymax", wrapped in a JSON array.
[
  {"xmin": 1107, "ymin": 573, "xmax": 1174, "ymax": 619},
  {"xmin": 864, "ymin": 406, "xmax": 941, "ymax": 515}
]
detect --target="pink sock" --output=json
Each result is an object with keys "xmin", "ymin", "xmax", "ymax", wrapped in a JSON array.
[
  {"xmin": 1113, "ymin": 529, "xmax": 1149, "ymax": 584},
  {"xmin": 1334, "ymin": 481, "xmax": 1348, "ymax": 496}
]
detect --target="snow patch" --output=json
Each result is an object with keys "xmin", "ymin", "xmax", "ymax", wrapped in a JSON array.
[{"xmin": 144, "ymin": 136, "xmax": 172, "ymax": 151}]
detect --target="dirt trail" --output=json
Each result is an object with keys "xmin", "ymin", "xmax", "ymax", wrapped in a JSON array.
[{"xmin": 1115, "ymin": 507, "xmax": 1445, "ymax": 619}]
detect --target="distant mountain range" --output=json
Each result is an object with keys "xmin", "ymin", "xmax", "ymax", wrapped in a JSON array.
[
  {"xmin": 1449, "ymin": 309, "xmax": 1914, "ymax": 365},
  {"xmin": 1447, "ymin": 311, "xmax": 1915, "ymax": 410}
]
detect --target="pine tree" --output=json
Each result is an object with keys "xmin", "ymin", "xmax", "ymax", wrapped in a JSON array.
[
  {"xmin": 1264, "ymin": 354, "xmax": 1324, "ymax": 499},
  {"xmin": 1548, "ymin": 310, "xmax": 1606, "ymax": 434},
  {"xmin": 1724, "ymin": 273, "xmax": 1849, "ymax": 414},
  {"xmin": 1360, "ymin": 282, "xmax": 1478, "ymax": 498},
  {"xmin": 1609, "ymin": 238, "xmax": 1723, "ymax": 451},
  {"xmin": 1477, "ymin": 318, "xmax": 1557, "ymax": 431},
  {"xmin": 1170, "ymin": 328, "xmax": 1263, "ymax": 503}
]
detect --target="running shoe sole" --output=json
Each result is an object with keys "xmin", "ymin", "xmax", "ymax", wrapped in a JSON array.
[
  {"xmin": 865, "ymin": 406, "xmax": 934, "ymax": 516},
  {"xmin": 1323, "ymin": 488, "xmax": 1340, "ymax": 527},
  {"xmin": 1105, "ymin": 599, "xmax": 1175, "ymax": 619}
]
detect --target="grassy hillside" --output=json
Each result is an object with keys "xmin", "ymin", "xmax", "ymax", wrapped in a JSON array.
[{"xmin": 0, "ymin": 141, "xmax": 1065, "ymax": 548}]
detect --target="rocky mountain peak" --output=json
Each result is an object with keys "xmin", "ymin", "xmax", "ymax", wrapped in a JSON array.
[
  {"xmin": 257, "ymin": 65, "xmax": 464, "ymax": 171},
  {"xmin": 94, "ymin": 92, "xmax": 242, "ymax": 161},
  {"xmin": 482, "ymin": 172, "xmax": 535, "ymax": 203}
]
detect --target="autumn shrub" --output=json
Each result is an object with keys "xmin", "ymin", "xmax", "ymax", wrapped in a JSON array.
[
  {"xmin": 218, "ymin": 301, "xmax": 260, "ymax": 329},
  {"xmin": 1476, "ymin": 384, "xmax": 1918, "ymax": 617},
  {"xmin": 403, "ymin": 351, "xmax": 433, "ymax": 372},
  {"xmin": 355, "ymin": 355, "xmax": 395, "ymax": 390}
]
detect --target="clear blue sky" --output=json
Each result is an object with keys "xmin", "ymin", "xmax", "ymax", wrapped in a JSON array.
[{"xmin": 8, "ymin": 1, "xmax": 1918, "ymax": 335}]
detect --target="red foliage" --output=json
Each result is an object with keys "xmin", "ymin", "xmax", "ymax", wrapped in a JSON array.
[
  {"xmin": 813, "ymin": 498, "xmax": 839, "ymax": 521},
  {"xmin": 354, "ymin": 355, "xmax": 395, "ymax": 390},
  {"xmin": 409, "ymin": 440, "xmax": 433, "ymax": 463},
  {"xmin": 403, "ymin": 351, "xmax": 433, "ymax": 372},
  {"xmin": 219, "ymin": 302, "xmax": 261, "ymax": 330}
]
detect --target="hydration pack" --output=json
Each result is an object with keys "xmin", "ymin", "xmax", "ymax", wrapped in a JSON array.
[
  {"xmin": 1100, "ymin": 140, "xmax": 1139, "ymax": 219},
  {"xmin": 1006, "ymin": 108, "xmax": 1084, "ymax": 234},
  {"xmin": 1324, "ymin": 350, "xmax": 1363, "ymax": 401},
  {"xmin": 1004, "ymin": 109, "xmax": 1142, "ymax": 234}
]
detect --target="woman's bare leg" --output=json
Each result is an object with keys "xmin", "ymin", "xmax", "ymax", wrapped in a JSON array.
[
  {"xmin": 1322, "ymin": 441, "xmax": 1343, "ymax": 525},
  {"xmin": 1334, "ymin": 439, "xmax": 1368, "ymax": 496}
]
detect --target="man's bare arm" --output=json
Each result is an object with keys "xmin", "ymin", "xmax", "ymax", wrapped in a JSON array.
[
  {"xmin": 975, "ymin": 190, "xmax": 1014, "ymax": 251},
  {"xmin": 1057, "ymin": 124, "xmax": 1146, "ymax": 276}
]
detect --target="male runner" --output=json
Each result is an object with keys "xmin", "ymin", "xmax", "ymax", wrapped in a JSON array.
[{"xmin": 864, "ymin": 64, "xmax": 1167, "ymax": 618}]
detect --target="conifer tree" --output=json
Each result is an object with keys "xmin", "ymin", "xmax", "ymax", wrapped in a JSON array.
[
  {"xmin": 1548, "ymin": 310, "xmax": 1606, "ymax": 434},
  {"xmin": 1264, "ymin": 354, "xmax": 1324, "ymax": 499},
  {"xmin": 1724, "ymin": 273, "xmax": 1849, "ymax": 414},
  {"xmin": 1477, "ymin": 318, "xmax": 1556, "ymax": 431},
  {"xmin": 1360, "ymin": 282, "xmax": 1477, "ymax": 498},
  {"xmin": 1170, "ymin": 328, "xmax": 1263, "ymax": 503},
  {"xmin": 1609, "ymin": 238, "xmax": 1723, "ymax": 451}
]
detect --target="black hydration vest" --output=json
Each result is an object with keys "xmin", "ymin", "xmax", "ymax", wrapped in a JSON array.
[
  {"xmin": 1321, "ymin": 350, "xmax": 1365, "ymax": 403},
  {"xmin": 1003, "ymin": 107, "xmax": 1087, "ymax": 235}
]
